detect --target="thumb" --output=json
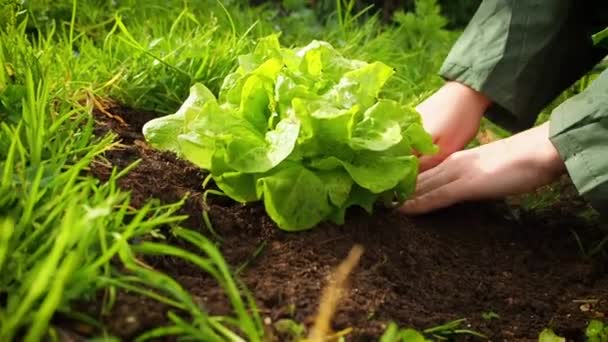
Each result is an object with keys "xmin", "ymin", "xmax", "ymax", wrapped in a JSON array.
[
  {"xmin": 418, "ymin": 155, "xmax": 441, "ymax": 172},
  {"xmin": 400, "ymin": 179, "xmax": 464, "ymax": 215}
]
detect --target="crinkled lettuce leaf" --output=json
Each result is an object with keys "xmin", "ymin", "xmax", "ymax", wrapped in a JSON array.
[{"xmin": 143, "ymin": 34, "xmax": 437, "ymax": 231}]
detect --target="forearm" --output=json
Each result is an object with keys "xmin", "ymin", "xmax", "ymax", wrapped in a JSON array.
[
  {"xmin": 440, "ymin": 0, "xmax": 608, "ymax": 132},
  {"xmin": 416, "ymin": 81, "xmax": 491, "ymax": 123}
]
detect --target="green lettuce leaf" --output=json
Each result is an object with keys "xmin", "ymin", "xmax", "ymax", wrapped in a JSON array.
[
  {"xmin": 177, "ymin": 131, "xmax": 215, "ymax": 169},
  {"xmin": 310, "ymin": 152, "xmax": 418, "ymax": 194},
  {"xmin": 142, "ymin": 83, "xmax": 217, "ymax": 153},
  {"xmin": 256, "ymin": 163, "xmax": 331, "ymax": 231},
  {"xmin": 325, "ymin": 62, "xmax": 395, "ymax": 109},
  {"xmin": 350, "ymin": 99, "xmax": 404, "ymax": 151},
  {"xmin": 317, "ymin": 169, "xmax": 353, "ymax": 207},
  {"xmin": 224, "ymin": 117, "xmax": 300, "ymax": 173},
  {"xmin": 328, "ymin": 185, "xmax": 378, "ymax": 225},
  {"xmin": 210, "ymin": 149, "xmax": 258, "ymax": 203},
  {"xmin": 404, "ymin": 122, "xmax": 438, "ymax": 155}
]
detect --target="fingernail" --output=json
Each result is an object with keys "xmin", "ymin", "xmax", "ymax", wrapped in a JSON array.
[{"xmin": 400, "ymin": 201, "xmax": 415, "ymax": 214}]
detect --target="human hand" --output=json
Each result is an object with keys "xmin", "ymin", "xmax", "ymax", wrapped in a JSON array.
[
  {"xmin": 416, "ymin": 81, "xmax": 491, "ymax": 171},
  {"xmin": 401, "ymin": 122, "xmax": 566, "ymax": 215}
]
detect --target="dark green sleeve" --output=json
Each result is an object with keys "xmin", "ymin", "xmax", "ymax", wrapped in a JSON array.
[
  {"xmin": 439, "ymin": 0, "xmax": 608, "ymax": 132},
  {"xmin": 549, "ymin": 69, "xmax": 608, "ymax": 214}
]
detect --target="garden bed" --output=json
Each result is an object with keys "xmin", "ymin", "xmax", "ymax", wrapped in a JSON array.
[{"xmin": 86, "ymin": 102, "xmax": 608, "ymax": 341}]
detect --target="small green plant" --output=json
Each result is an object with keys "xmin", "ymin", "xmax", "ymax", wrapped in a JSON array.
[
  {"xmin": 538, "ymin": 328, "xmax": 565, "ymax": 342},
  {"xmin": 380, "ymin": 319, "xmax": 486, "ymax": 341},
  {"xmin": 380, "ymin": 325, "xmax": 427, "ymax": 342},
  {"xmin": 539, "ymin": 320, "xmax": 608, "ymax": 342},
  {"xmin": 481, "ymin": 311, "xmax": 500, "ymax": 321},
  {"xmin": 273, "ymin": 318, "xmax": 306, "ymax": 341},
  {"xmin": 592, "ymin": 26, "xmax": 608, "ymax": 47},
  {"xmin": 586, "ymin": 320, "xmax": 608, "ymax": 342},
  {"xmin": 143, "ymin": 34, "xmax": 437, "ymax": 231}
]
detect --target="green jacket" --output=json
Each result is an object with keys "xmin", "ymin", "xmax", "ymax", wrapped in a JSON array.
[{"xmin": 439, "ymin": 0, "xmax": 608, "ymax": 213}]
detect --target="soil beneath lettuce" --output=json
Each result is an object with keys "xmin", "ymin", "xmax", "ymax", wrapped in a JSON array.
[{"xmin": 63, "ymin": 102, "xmax": 608, "ymax": 341}]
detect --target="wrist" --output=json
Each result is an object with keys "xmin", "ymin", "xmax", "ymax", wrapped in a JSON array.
[
  {"xmin": 443, "ymin": 81, "xmax": 492, "ymax": 120},
  {"xmin": 538, "ymin": 123, "xmax": 567, "ymax": 177},
  {"xmin": 517, "ymin": 122, "xmax": 566, "ymax": 179},
  {"xmin": 416, "ymin": 81, "xmax": 492, "ymax": 126}
]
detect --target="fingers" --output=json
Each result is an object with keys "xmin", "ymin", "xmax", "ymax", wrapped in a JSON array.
[
  {"xmin": 418, "ymin": 154, "xmax": 443, "ymax": 172},
  {"xmin": 418, "ymin": 145, "xmax": 449, "ymax": 172},
  {"xmin": 414, "ymin": 163, "xmax": 459, "ymax": 196},
  {"xmin": 401, "ymin": 152, "xmax": 471, "ymax": 215},
  {"xmin": 400, "ymin": 179, "xmax": 465, "ymax": 215}
]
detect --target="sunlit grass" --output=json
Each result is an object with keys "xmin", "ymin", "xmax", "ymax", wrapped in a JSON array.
[{"xmin": 1, "ymin": 1, "xmax": 269, "ymax": 339}]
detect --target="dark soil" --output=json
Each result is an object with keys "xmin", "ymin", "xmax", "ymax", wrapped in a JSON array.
[{"xmin": 81, "ymin": 102, "xmax": 608, "ymax": 341}]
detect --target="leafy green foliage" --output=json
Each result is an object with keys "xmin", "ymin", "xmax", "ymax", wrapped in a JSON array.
[
  {"xmin": 586, "ymin": 320, "xmax": 608, "ymax": 342},
  {"xmin": 143, "ymin": 34, "xmax": 437, "ymax": 230},
  {"xmin": 380, "ymin": 319, "xmax": 486, "ymax": 341},
  {"xmin": 539, "ymin": 321, "xmax": 608, "ymax": 342},
  {"xmin": 481, "ymin": 311, "xmax": 500, "ymax": 321},
  {"xmin": 538, "ymin": 328, "xmax": 565, "ymax": 342},
  {"xmin": 380, "ymin": 323, "xmax": 428, "ymax": 342},
  {"xmin": 0, "ymin": 2, "xmax": 268, "ymax": 339},
  {"xmin": 592, "ymin": 26, "xmax": 608, "ymax": 47}
]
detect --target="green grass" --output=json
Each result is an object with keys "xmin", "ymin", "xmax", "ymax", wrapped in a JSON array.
[
  {"xmin": 0, "ymin": 0, "xmax": 272, "ymax": 340},
  {"xmin": 5, "ymin": 0, "xmax": 599, "ymax": 340}
]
